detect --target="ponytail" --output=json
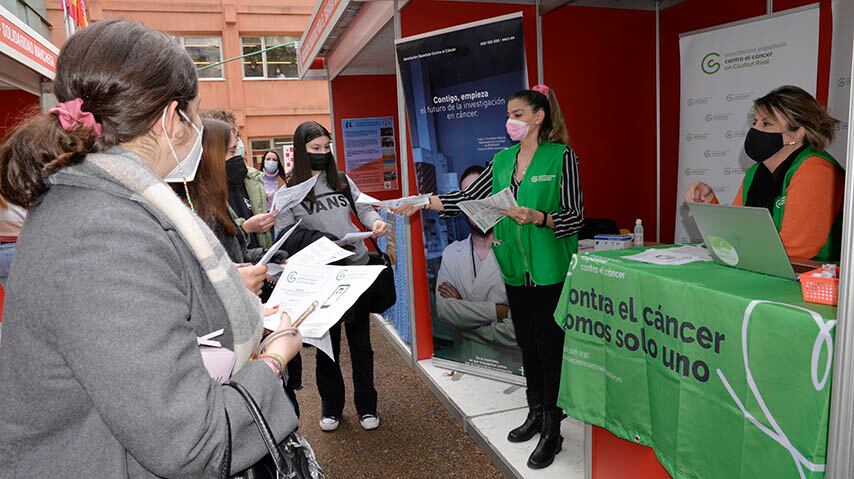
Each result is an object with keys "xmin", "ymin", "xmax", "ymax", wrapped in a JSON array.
[
  {"xmin": 510, "ymin": 85, "xmax": 569, "ymax": 145},
  {"xmin": 544, "ymin": 88, "xmax": 569, "ymax": 145},
  {"xmin": 0, "ymin": 110, "xmax": 94, "ymax": 208}
]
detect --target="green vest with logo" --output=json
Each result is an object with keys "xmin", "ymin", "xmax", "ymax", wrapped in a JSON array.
[
  {"xmin": 741, "ymin": 146, "xmax": 842, "ymax": 261},
  {"xmin": 491, "ymin": 142, "xmax": 578, "ymax": 286}
]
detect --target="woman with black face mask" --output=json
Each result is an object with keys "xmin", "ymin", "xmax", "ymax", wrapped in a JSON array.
[
  {"xmin": 275, "ymin": 121, "xmax": 389, "ymax": 434},
  {"xmin": 685, "ymin": 85, "xmax": 844, "ymax": 261}
]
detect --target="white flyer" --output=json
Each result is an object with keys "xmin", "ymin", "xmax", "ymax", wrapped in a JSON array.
[
  {"xmin": 269, "ymin": 175, "xmax": 319, "ymax": 213},
  {"xmin": 624, "ymin": 248, "xmax": 710, "ymax": 266},
  {"xmin": 339, "ymin": 231, "xmax": 374, "ymax": 245},
  {"xmin": 265, "ymin": 263, "xmax": 385, "ymax": 340},
  {"xmin": 458, "ymin": 187, "xmax": 518, "ymax": 233},
  {"xmin": 287, "ymin": 236, "xmax": 354, "ymax": 266},
  {"xmin": 358, "ymin": 193, "xmax": 431, "ymax": 211},
  {"xmin": 256, "ymin": 219, "xmax": 301, "ymax": 266},
  {"xmin": 356, "ymin": 193, "xmax": 381, "ymax": 205},
  {"xmin": 262, "ymin": 313, "xmax": 335, "ymax": 360}
]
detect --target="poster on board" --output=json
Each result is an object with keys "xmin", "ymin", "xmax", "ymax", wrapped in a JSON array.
[
  {"xmin": 675, "ymin": 7, "xmax": 820, "ymax": 243},
  {"xmin": 341, "ymin": 116, "xmax": 399, "ymax": 192},
  {"xmin": 396, "ymin": 13, "xmax": 527, "ymax": 380},
  {"xmin": 828, "ymin": 0, "xmax": 853, "ymax": 167}
]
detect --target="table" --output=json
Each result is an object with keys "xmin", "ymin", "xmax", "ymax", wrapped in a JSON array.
[{"xmin": 554, "ymin": 247, "xmax": 837, "ymax": 479}]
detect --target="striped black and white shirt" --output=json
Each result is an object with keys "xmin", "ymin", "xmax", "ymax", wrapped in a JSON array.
[{"xmin": 439, "ymin": 145, "xmax": 584, "ymax": 240}]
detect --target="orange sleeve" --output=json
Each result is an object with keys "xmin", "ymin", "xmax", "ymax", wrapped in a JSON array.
[
  {"xmin": 707, "ymin": 183, "xmax": 743, "ymax": 205},
  {"xmin": 778, "ymin": 157, "xmax": 845, "ymax": 258},
  {"xmin": 730, "ymin": 183, "xmax": 744, "ymax": 206}
]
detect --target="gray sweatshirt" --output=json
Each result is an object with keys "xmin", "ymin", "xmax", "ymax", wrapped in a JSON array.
[{"xmin": 275, "ymin": 173, "xmax": 382, "ymax": 265}]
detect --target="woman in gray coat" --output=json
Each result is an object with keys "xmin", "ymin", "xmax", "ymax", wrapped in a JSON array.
[{"xmin": 0, "ymin": 20, "xmax": 302, "ymax": 478}]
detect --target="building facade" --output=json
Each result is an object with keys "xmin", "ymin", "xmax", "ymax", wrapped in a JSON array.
[
  {"xmin": 0, "ymin": 0, "xmax": 57, "ymax": 139},
  {"xmin": 46, "ymin": 0, "xmax": 330, "ymax": 166}
]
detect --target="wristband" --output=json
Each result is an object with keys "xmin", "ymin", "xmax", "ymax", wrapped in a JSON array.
[
  {"xmin": 537, "ymin": 210, "xmax": 549, "ymax": 228},
  {"xmin": 263, "ymin": 352, "xmax": 288, "ymax": 372},
  {"xmin": 258, "ymin": 356, "xmax": 283, "ymax": 378}
]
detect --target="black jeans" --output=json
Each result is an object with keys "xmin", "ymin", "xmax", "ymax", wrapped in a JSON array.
[
  {"xmin": 315, "ymin": 299, "xmax": 377, "ymax": 417},
  {"xmin": 506, "ymin": 283, "xmax": 565, "ymax": 410}
]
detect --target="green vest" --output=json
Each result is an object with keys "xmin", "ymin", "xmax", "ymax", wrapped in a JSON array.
[
  {"xmin": 491, "ymin": 142, "xmax": 578, "ymax": 286},
  {"xmin": 741, "ymin": 146, "xmax": 842, "ymax": 261}
]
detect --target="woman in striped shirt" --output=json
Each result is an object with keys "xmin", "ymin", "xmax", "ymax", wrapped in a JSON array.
[{"xmin": 396, "ymin": 85, "xmax": 584, "ymax": 470}]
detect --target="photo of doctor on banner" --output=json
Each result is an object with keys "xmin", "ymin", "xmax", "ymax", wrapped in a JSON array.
[{"xmin": 434, "ymin": 166, "xmax": 519, "ymax": 373}]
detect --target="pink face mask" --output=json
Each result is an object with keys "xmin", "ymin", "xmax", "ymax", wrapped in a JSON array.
[{"xmin": 505, "ymin": 118, "xmax": 529, "ymax": 142}]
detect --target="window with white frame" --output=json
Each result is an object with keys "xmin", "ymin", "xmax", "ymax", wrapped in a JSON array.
[
  {"xmin": 176, "ymin": 36, "xmax": 223, "ymax": 79},
  {"xmin": 241, "ymin": 36, "xmax": 300, "ymax": 79}
]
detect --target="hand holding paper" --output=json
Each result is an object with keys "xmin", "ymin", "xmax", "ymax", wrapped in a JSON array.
[
  {"xmin": 256, "ymin": 219, "xmax": 302, "ymax": 266},
  {"xmin": 270, "ymin": 176, "xmax": 319, "ymax": 214},
  {"xmin": 459, "ymin": 187, "xmax": 518, "ymax": 232}
]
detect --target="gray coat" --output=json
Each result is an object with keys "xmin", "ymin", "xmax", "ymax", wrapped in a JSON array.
[{"xmin": 0, "ymin": 183, "xmax": 298, "ymax": 478}]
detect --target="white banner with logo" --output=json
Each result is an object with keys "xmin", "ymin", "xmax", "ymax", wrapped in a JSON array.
[
  {"xmin": 676, "ymin": 7, "xmax": 820, "ymax": 243},
  {"xmin": 828, "ymin": 0, "xmax": 854, "ymax": 166}
]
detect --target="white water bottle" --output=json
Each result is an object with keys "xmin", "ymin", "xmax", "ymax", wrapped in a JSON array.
[{"xmin": 633, "ymin": 219, "xmax": 644, "ymax": 247}]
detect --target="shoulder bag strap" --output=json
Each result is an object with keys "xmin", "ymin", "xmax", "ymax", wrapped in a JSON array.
[{"xmin": 224, "ymin": 381, "xmax": 288, "ymax": 475}]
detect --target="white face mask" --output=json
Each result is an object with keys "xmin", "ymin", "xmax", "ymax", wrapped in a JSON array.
[
  {"xmin": 235, "ymin": 137, "xmax": 245, "ymax": 157},
  {"xmin": 162, "ymin": 107, "xmax": 204, "ymax": 183}
]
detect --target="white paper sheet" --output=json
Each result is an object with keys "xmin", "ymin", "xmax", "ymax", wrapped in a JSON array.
[
  {"xmin": 356, "ymin": 193, "xmax": 380, "ymax": 205},
  {"xmin": 256, "ymin": 219, "xmax": 301, "ymax": 266},
  {"xmin": 270, "ymin": 175, "xmax": 319, "ymax": 213},
  {"xmin": 624, "ymin": 248, "xmax": 711, "ymax": 266},
  {"xmin": 662, "ymin": 245, "xmax": 712, "ymax": 261},
  {"xmin": 358, "ymin": 193, "xmax": 431, "ymax": 211},
  {"xmin": 286, "ymin": 236, "xmax": 355, "ymax": 266},
  {"xmin": 458, "ymin": 187, "xmax": 518, "ymax": 233},
  {"xmin": 265, "ymin": 263, "xmax": 385, "ymax": 340},
  {"xmin": 262, "ymin": 313, "xmax": 335, "ymax": 361},
  {"xmin": 339, "ymin": 231, "xmax": 374, "ymax": 244}
]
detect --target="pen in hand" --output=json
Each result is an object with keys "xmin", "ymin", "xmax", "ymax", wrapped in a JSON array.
[{"xmin": 292, "ymin": 300, "xmax": 319, "ymax": 329}]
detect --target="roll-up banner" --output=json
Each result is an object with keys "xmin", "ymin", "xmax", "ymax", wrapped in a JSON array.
[
  {"xmin": 828, "ymin": 0, "xmax": 854, "ymax": 167},
  {"xmin": 675, "ymin": 7, "xmax": 820, "ymax": 243},
  {"xmin": 396, "ymin": 13, "xmax": 527, "ymax": 381}
]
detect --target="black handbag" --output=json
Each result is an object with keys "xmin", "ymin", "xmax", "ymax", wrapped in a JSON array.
[
  {"xmin": 338, "ymin": 174, "xmax": 397, "ymax": 314},
  {"xmin": 221, "ymin": 381, "xmax": 324, "ymax": 479}
]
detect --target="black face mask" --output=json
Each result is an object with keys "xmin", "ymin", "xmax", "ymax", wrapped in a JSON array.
[
  {"xmin": 308, "ymin": 152, "xmax": 333, "ymax": 171},
  {"xmin": 225, "ymin": 155, "xmax": 248, "ymax": 185},
  {"xmin": 744, "ymin": 128, "xmax": 784, "ymax": 163}
]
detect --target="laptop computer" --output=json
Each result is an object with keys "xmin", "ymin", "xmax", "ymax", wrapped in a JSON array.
[{"xmin": 686, "ymin": 203, "xmax": 816, "ymax": 280}]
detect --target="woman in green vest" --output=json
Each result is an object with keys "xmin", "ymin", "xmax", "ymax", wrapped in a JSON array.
[
  {"xmin": 396, "ymin": 85, "xmax": 584, "ymax": 469},
  {"xmin": 685, "ymin": 85, "xmax": 843, "ymax": 260}
]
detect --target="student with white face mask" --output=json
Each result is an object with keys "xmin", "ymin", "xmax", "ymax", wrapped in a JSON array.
[
  {"xmin": 0, "ymin": 20, "xmax": 301, "ymax": 478},
  {"xmin": 261, "ymin": 149, "xmax": 288, "ymax": 204}
]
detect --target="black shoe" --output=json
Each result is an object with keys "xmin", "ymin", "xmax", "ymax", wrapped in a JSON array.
[
  {"xmin": 507, "ymin": 405, "xmax": 543, "ymax": 443},
  {"xmin": 527, "ymin": 409, "xmax": 563, "ymax": 469}
]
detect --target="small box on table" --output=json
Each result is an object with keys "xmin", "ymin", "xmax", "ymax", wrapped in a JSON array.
[{"xmin": 594, "ymin": 234, "xmax": 633, "ymax": 251}]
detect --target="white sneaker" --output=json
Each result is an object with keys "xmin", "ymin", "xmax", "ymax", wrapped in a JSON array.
[
  {"xmin": 359, "ymin": 414, "xmax": 380, "ymax": 430},
  {"xmin": 319, "ymin": 416, "xmax": 340, "ymax": 432}
]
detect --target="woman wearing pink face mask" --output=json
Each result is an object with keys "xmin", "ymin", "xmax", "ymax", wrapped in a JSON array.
[{"xmin": 394, "ymin": 85, "xmax": 583, "ymax": 470}]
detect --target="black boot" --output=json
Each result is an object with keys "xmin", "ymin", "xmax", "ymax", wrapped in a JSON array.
[
  {"xmin": 507, "ymin": 401, "xmax": 543, "ymax": 443},
  {"xmin": 527, "ymin": 408, "xmax": 563, "ymax": 469}
]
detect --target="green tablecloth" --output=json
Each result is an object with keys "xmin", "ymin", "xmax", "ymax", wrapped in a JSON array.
[{"xmin": 554, "ymin": 248, "xmax": 837, "ymax": 479}]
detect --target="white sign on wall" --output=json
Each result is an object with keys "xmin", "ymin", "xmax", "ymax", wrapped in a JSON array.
[
  {"xmin": 828, "ymin": 0, "xmax": 854, "ymax": 167},
  {"xmin": 675, "ymin": 7, "xmax": 820, "ymax": 243}
]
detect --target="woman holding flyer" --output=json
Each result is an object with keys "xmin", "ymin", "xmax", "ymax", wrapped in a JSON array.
[
  {"xmin": 395, "ymin": 85, "xmax": 584, "ymax": 470},
  {"xmin": 276, "ymin": 121, "xmax": 388, "ymax": 432}
]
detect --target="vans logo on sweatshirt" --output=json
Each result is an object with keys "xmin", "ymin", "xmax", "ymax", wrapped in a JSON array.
[{"xmin": 302, "ymin": 193, "xmax": 350, "ymax": 215}]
